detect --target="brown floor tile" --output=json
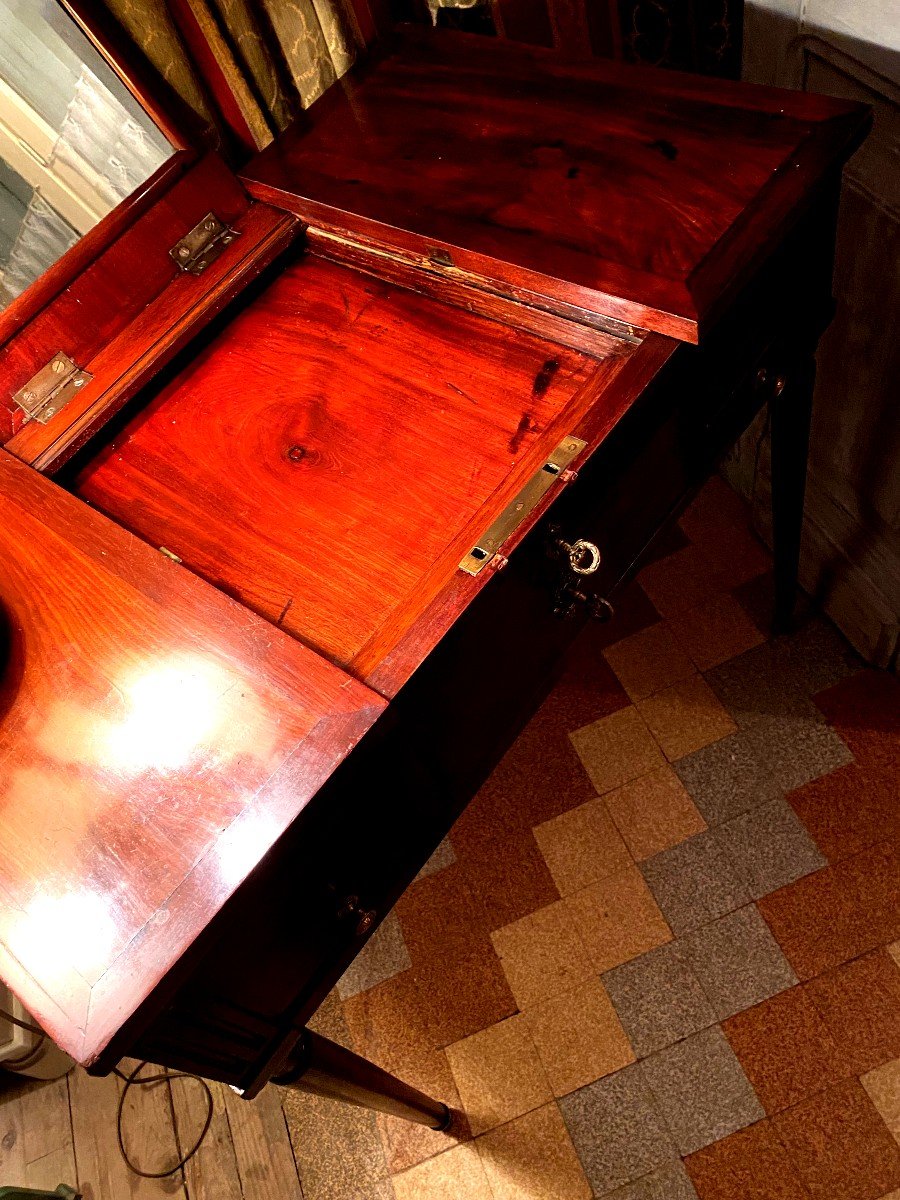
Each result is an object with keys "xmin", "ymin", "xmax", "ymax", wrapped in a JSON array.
[
  {"xmin": 813, "ymin": 670, "xmax": 900, "ymax": 765},
  {"xmin": 532, "ymin": 797, "xmax": 633, "ymax": 897},
  {"xmin": 414, "ymin": 945, "xmax": 519, "ymax": 1050},
  {"xmin": 343, "ymin": 966, "xmax": 437, "ymax": 1071},
  {"xmin": 445, "ymin": 1015, "xmax": 552, "ymax": 1135},
  {"xmin": 602, "ymin": 621, "xmax": 696, "ymax": 701},
  {"xmin": 393, "ymin": 1142, "xmax": 493, "ymax": 1200},
  {"xmin": 395, "ymin": 862, "xmax": 489, "ymax": 962},
  {"xmin": 535, "ymin": 632, "xmax": 631, "ymax": 735},
  {"xmin": 463, "ymin": 707, "xmax": 596, "ymax": 838},
  {"xmin": 679, "ymin": 475, "xmax": 758, "ymax": 546},
  {"xmin": 789, "ymin": 761, "xmax": 900, "ymax": 864},
  {"xmin": 685, "ymin": 1119, "xmax": 811, "ymax": 1200},
  {"xmin": 638, "ymin": 543, "xmax": 728, "ymax": 618},
  {"xmin": 491, "ymin": 900, "xmax": 593, "ymax": 1009},
  {"xmin": 477, "ymin": 1103, "xmax": 592, "ymax": 1200},
  {"xmin": 523, "ymin": 977, "xmax": 635, "ymax": 1097},
  {"xmin": 891, "ymin": 943, "xmax": 900, "ymax": 972},
  {"xmin": 723, "ymin": 985, "xmax": 846, "ymax": 1114},
  {"xmin": 807, "ymin": 950, "xmax": 900, "ymax": 1077},
  {"xmin": 452, "ymin": 792, "xmax": 562, "ymax": 934},
  {"xmin": 565, "ymin": 867, "xmax": 672, "ymax": 973},
  {"xmin": 377, "ymin": 1049, "xmax": 471, "ymax": 1174},
  {"xmin": 604, "ymin": 765, "xmax": 707, "ymax": 861},
  {"xmin": 773, "ymin": 1079, "xmax": 900, "ymax": 1200},
  {"xmin": 758, "ymin": 844, "xmax": 900, "ymax": 981},
  {"xmin": 569, "ymin": 707, "xmax": 667, "ymax": 796},
  {"xmin": 669, "ymin": 593, "xmax": 766, "ymax": 672},
  {"xmin": 863, "ymin": 1058, "xmax": 900, "ymax": 1147},
  {"xmin": 637, "ymin": 674, "xmax": 738, "ymax": 761}
]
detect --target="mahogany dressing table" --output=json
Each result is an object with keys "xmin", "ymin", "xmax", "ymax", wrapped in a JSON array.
[{"xmin": 0, "ymin": 9, "xmax": 869, "ymax": 1131}]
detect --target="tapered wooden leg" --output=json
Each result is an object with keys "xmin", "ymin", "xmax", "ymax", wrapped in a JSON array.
[
  {"xmin": 769, "ymin": 352, "xmax": 816, "ymax": 634},
  {"xmin": 273, "ymin": 1029, "xmax": 452, "ymax": 1129}
]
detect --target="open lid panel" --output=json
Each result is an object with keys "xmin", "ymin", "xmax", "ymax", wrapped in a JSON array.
[
  {"xmin": 0, "ymin": 153, "xmax": 301, "ymax": 472},
  {"xmin": 0, "ymin": 450, "xmax": 385, "ymax": 1064},
  {"xmin": 69, "ymin": 250, "xmax": 650, "ymax": 694},
  {"xmin": 241, "ymin": 27, "xmax": 869, "ymax": 344}
]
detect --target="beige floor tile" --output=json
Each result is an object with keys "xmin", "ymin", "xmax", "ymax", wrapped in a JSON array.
[
  {"xmin": 523, "ymin": 977, "xmax": 635, "ymax": 1096},
  {"xmin": 863, "ymin": 1059, "xmax": 900, "ymax": 1144},
  {"xmin": 637, "ymin": 675, "xmax": 737, "ymax": 761},
  {"xmin": 570, "ymin": 707, "xmax": 666, "ymax": 795},
  {"xmin": 604, "ymin": 765, "xmax": 707, "ymax": 861},
  {"xmin": 377, "ymin": 1049, "xmax": 467, "ymax": 1174},
  {"xmin": 564, "ymin": 866, "xmax": 672, "ymax": 972},
  {"xmin": 602, "ymin": 621, "xmax": 696, "ymax": 701},
  {"xmin": 668, "ymin": 593, "xmax": 766, "ymax": 671},
  {"xmin": 446, "ymin": 1016, "xmax": 552, "ymax": 1135},
  {"xmin": 393, "ymin": 1142, "xmax": 493, "ymax": 1200},
  {"xmin": 532, "ymin": 798, "xmax": 633, "ymax": 897},
  {"xmin": 491, "ymin": 900, "xmax": 593, "ymax": 1009},
  {"xmin": 477, "ymin": 1103, "xmax": 592, "ymax": 1200}
]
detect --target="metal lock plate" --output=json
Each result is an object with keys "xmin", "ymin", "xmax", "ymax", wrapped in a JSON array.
[
  {"xmin": 12, "ymin": 352, "xmax": 92, "ymax": 425},
  {"xmin": 169, "ymin": 213, "xmax": 240, "ymax": 275},
  {"xmin": 460, "ymin": 435, "xmax": 587, "ymax": 575}
]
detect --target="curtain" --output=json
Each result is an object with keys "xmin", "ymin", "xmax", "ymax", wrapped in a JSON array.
[{"xmin": 102, "ymin": 0, "xmax": 363, "ymax": 153}]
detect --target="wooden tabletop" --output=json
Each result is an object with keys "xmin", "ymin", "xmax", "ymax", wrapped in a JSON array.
[
  {"xmin": 0, "ymin": 450, "xmax": 385, "ymax": 1064},
  {"xmin": 242, "ymin": 27, "xmax": 869, "ymax": 343}
]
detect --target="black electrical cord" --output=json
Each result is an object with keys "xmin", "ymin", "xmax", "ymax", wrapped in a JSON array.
[
  {"xmin": 0, "ymin": 1006, "xmax": 214, "ymax": 1179},
  {"xmin": 112, "ymin": 1060, "xmax": 215, "ymax": 1179}
]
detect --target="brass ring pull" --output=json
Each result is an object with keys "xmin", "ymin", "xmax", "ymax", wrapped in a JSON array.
[{"xmin": 562, "ymin": 538, "xmax": 601, "ymax": 575}]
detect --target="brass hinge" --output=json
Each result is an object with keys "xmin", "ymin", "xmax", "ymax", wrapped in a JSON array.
[
  {"xmin": 460, "ymin": 435, "xmax": 587, "ymax": 576},
  {"xmin": 12, "ymin": 351, "xmax": 93, "ymax": 425},
  {"xmin": 169, "ymin": 212, "xmax": 240, "ymax": 275}
]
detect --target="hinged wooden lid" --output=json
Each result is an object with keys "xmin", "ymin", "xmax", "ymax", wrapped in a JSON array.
[
  {"xmin": 241, "ymin": 27, "xmax": 869, "ymax": 344},
  {"xmin": 0, "ymin": 449, "xmax": 385, "ymax": 1064}
]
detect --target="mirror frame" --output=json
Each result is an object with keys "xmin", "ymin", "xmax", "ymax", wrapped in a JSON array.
[{"xmin": 0, "ymin": 0, "xmax": 206, "ymax": 347}]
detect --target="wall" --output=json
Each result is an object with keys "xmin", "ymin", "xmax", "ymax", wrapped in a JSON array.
[{"xmin": 724, "ymin": 0, "xmax": 900, "ymax": 667}]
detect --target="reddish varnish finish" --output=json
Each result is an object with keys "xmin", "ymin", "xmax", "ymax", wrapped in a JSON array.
[
  {"xmin": 0, "ymin": 449, "xmax": 384, "ymax": 1063},
  {"xmin": 73, "ymin": 254, "xmax": 627, "ymax": 673},
  {"xmin": 0, "ymin": 154, "xmax": 250, "ymax": 445},
  {"xmin": 6, "ymin": 204, "xmax": 301, "ymax": 473},
  {"xmin": 241, "ymin": 27, "xmax": 869, "ymax": 342}
]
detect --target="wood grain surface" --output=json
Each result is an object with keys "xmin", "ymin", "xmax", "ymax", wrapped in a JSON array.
[
  {"xmin": 73, "ymin": 254, "xmax": 621, "ymax": 674},
  {"xmin": 0, "ymin": 449, "xmax": 384, "ymax": 1064},
  {"xmin": 242, "ymin": 27, "xmax": 869, "ymax": 342},
  {"xmin": 0, "ymin": 154, "xmax": 250, "ymax": 446}
]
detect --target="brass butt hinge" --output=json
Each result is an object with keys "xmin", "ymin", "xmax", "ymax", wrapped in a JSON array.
[
  {"xmin": 460, "ymin": 435, "xmax": 587, "ymax": 576},
  {"xmin": 169, "ymin": 212, "xmax": 240, "ymax": 275},
  {"xmin": 12, "ymin": 351, "xmax": 93, "ymax": 425}
]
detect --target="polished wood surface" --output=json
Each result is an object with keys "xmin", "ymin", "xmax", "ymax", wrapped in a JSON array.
[
  {"xmin": 73, "ymin": 254, "xmax": 634, "ymax": 677},
  {"xmin": 7, "ymin": 203, "xmax": 300, "ymax": 473},
  {"xmin": 0, "ymin": 448, "xmax": 384, "ymax": 1064},
  {"xmin": 242, "ymin": 27, "xmax": 868, "ymax": 342},
  {"xmin": 0, "ymin": 154, "xmax": 252, "ymax": 445}
]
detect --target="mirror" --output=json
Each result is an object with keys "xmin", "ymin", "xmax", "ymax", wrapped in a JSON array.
[{"xmin": 0, "ymin": 0, "xmax": 173, "ymax": 309}]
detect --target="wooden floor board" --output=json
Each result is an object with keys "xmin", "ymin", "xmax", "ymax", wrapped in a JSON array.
[
  {"xmin": 223, "ymin": 1083, "xmax": 304, "ymax": 1200},
  {"xmin": 171, "ymin": 1076, "xmax": 245, "ymax": 1200},
  {"xmin": 18, "ymin": 1075, "xmax": 78, "ymax": 1192},
  {"xmin": 0, "ymin": 1065, "xmax": 312, "ymax": 1200}
]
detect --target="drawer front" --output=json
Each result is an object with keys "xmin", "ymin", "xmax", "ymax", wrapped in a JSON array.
[{"xmin": 542, "ymin": 335, "xmax": 779, "ymax": 614}]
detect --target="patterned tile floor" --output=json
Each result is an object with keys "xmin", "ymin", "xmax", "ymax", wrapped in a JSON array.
[{"xmin": 285, "ymin": 476, "xmax": 900, "ymax": 1200}]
